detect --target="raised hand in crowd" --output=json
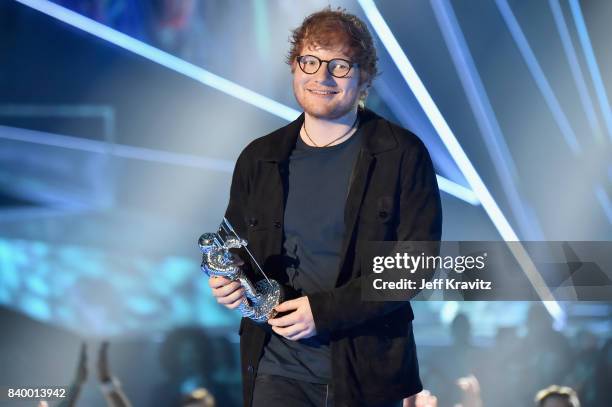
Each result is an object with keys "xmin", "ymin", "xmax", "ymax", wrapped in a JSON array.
[
  {"xmin": 38, "ymin": 342, "xmax": 134, "ymax": 407},
  {"xmin": 97, "ymin": 341, "xmax": 132, "ymax": 407},
  {"xmin": 456, "ymin": 375, "xmax": 483, "ymax": 407},
  {"xmin": 404, "ymin": 390, "xmax": 438, "ymax": 407},
  {"xmin": 403, "ymin": 375, "xmax": 482, "ymax": 407},
  {"xmin": 56, "ymin": 342, "xmax": 87, "ymax": 407}
]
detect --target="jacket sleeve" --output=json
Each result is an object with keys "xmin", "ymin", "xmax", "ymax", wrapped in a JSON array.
[{"xmin": 307, "ymin": 138, "xmax": 442, "ymax": 335}]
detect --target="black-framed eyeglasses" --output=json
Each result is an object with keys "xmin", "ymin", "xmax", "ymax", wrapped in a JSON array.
[{"xmin": 296, "ymin": 55, "xmax": 357, "ymax": 78}]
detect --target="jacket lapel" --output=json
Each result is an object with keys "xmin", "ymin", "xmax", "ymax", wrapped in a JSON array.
[{"xmin": 335, "ymin": 109, "xmax": 398, "ymax": 286}]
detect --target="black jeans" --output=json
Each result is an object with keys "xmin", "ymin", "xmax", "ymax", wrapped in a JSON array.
[{"xmin": 251, "ymin": 374, "xmax": 403, "ymax": 407}]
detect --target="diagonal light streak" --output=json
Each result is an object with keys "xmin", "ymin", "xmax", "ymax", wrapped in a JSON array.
[
  {"xmin": 1, "ymin": 124, "xmax": 479, "ymax": 204},
  {"xmin": 594, "ymin": 185, "xmax": 612, "ymax": 225},
  {"xmin": 431, "ymin": 0, "xmax": 544, "ymax": 240},
  {"xmin": 13, "ymin": 0, "xmax": 478, "ymax": 205},
  {"xmin": 358, "ymin": 0, "xmax": 563, "ymax": 320},
  {"xmin": 568, "ymin": 0, "xmax": 612, "ymax": 141},
  {"xmin": 435, "ymin": 177, "xmax": 479, "ymax": 205},
  {"xmin": 0, "ymin": 125, "xmax": 235, "ymax": 172},
  {"xmin": 14, "ymin": 0, "xmax": 300, "ymax": 122},
  {"xmin": 495, "ymin": 0, "xmax": 581, "ymax": 154},
  {"xmin": 548, "ymin": 0, "xmax": 603, "ymax": 141}
]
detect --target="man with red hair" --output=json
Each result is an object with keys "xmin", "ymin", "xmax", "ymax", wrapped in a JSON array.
[{"xmin": 209, "ymin": 7, "xmax": 442, "ymax": 407}]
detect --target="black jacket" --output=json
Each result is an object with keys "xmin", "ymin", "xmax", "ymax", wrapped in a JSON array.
[{"xmin": 224, "ymin": 109, "xmax": 442, "ymax": 407}]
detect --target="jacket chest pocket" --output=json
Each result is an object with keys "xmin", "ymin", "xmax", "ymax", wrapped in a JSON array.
[
  {"xmin": 244, "ymin": 212, "xmax": 270, "ymax": 232},
  {"xmin": 243, "ymin": 203, "xmax": 283, "ymax": 244},
  {"xmin": 358, "ymin": 195, "xmax": 396, "ymax": 240},
  {"xmin": 245, "ymin": 164, "xmax": 283, "ymax": 234}
]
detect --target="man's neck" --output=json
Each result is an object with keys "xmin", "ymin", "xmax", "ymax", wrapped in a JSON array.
[{"xmin": 302, "ymin": 109, "xmax": 359, "ymax": 147}]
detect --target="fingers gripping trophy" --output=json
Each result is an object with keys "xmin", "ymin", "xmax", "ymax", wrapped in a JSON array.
[{"xmin": 198, "ymin": 218, "xmax": 282, "ymax": 323}]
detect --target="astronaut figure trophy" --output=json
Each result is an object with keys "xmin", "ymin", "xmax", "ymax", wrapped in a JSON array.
[{"xmin": 198, "ymin": 218, "xmax": 282, "ymax": 323}]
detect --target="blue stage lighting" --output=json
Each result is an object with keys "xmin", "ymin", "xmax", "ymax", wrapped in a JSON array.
[
  {"xmin": 496, "ymin": 0, "xmax": 581, "ymax": 154},
  {"xmin": 568, "ymin": 0, "xmax": 612, "ymax": 141},
  {"xmin": 431, "ymin": 0, "xmax": 544, "ymax": 240},
  {"xmin": 358, "ymin": 0, "xmax": 564, "ymax": 321},
  {"xmin": 13, "ymin": 0, "xmax": 479, "ymax": 205},
  {"xmin": 14, "ymin": 0, "xmax": 301, "ymax": 122},
  {"xmin": 549, "ymin": 0, "xmax": 603, "ymax": 141},
  {"xmin": 436, "ymin": 175, "xmax": 479, "ymax": 205},
  {"xmin": 594, "ymin": 185, "xmax": 612, "ymax": 224},
  {"xmin": 0, "ymin": 125, "xmax": 235, "ymax": 172}
]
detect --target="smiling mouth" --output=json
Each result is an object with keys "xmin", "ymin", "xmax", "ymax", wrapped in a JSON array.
[{"xmin": 307, "ymin": 89, "xmax": 340, "ymax": 95}]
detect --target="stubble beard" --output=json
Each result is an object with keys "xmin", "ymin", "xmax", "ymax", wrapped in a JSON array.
[{"xmin": 294, "ymin": 83, "xmax": 358, "ymax": 121}]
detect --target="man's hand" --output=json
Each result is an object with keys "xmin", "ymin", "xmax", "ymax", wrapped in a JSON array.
[
  {"xmin": 75, "ymin": 343, "xmax": 87, "ymax": 385},
  {"xmin": 209, "ymin": 276, "xmax": 246, "ymax": 309},
  {"xmin": 404, "ymin": 390, "xmax": 438, "ymax": 407},
  {"xmin": 268, "ymin": 296, "xmax": 317, "ymax": 341},
  {"xmin": 207, "ymin": 255, "xmax": 246, "ymax": 310},
  {"xmin": 456, "ymin": 375, "xmax": 482, "ymax": 407},
  {"xmin": 97, "ymin": 341, "xmax": 112, "ymax": 383}
]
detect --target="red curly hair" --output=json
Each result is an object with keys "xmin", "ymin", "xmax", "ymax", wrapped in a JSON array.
[{"xmin": 287, "ymin": 7, "xmax": 379, "ymax": 89}]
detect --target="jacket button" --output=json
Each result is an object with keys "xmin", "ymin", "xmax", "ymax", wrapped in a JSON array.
[
  {"xmin": 248, "ymin": 218, "xmax": 258, "ymax": 227},
  {"xmin": 247, "ymin": 365, "xmax": 254, "ymax": 373},
  {"xmin": 378, "ymin": 210, "xmax": 388, "ymax": 218},
  {"xmin": 273, "ymin": 221, "xmax": 281, "ymax": 228}
]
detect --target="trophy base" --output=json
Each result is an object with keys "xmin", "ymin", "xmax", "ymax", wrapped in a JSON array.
[{"xmin": 251, "ymin": 279, "xmax": 282, "ymax": 323}]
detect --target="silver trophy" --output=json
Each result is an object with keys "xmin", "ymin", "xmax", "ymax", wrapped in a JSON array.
[{"xmin": 198, "ymin": 218, "xmax": 282, "ymax": 323}]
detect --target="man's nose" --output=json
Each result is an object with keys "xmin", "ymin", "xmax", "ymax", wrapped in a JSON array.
[{"xmin": 314, "ymin": 62, "xmax": 336, "ymax": 83}]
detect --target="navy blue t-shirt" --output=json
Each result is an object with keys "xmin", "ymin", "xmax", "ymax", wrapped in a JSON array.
[{"xmin": 257, "ymin": 126, "xmax": 363, "ymax": 383}]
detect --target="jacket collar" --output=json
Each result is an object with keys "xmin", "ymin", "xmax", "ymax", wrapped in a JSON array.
[{"xmin": 259, "ymin": 108, "xmax": 398, "ymax": 162}]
